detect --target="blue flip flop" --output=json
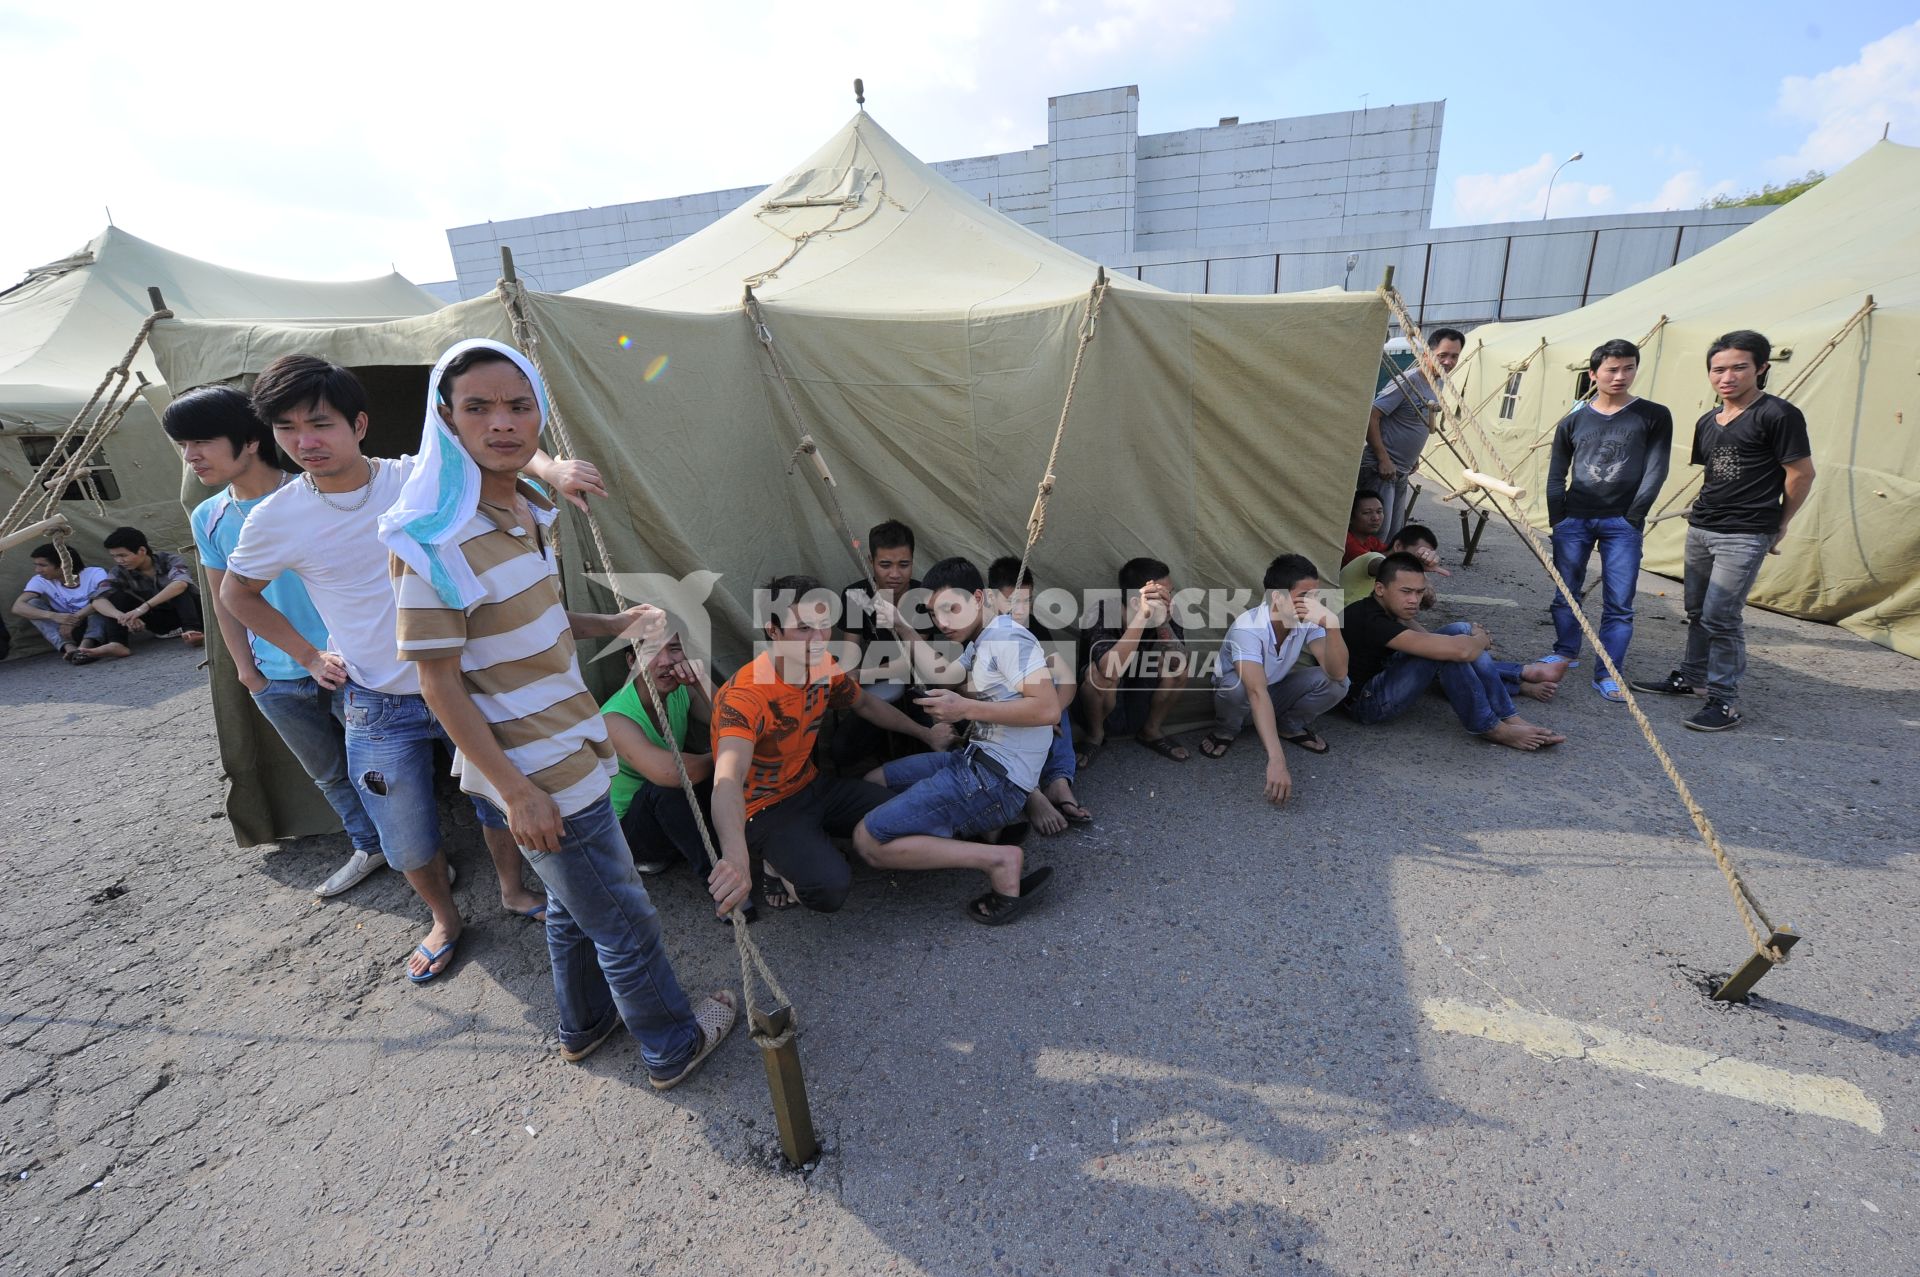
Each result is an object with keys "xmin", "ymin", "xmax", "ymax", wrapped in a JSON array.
[
  {"xmin": 1537, "ymin": 654, "xmax": 1579, "ymax": 671},
  {"xmin": 510, "ymin": 903, "xmax": 548, "ymax": 923},
  {"xmin": 1593, "ymin": 677, "xmax": 1627, "ymax": 703},
  {"xmin": 407, "ymin": 938, "xmax": 458, "ymax": 984}
]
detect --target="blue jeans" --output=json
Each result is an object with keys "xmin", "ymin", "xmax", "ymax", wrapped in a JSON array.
[
  {"xmin": 1040, "ymin": 707, "xmax": 1076, "ymax": 788},
  {"xmin": 1549, "ymin": 516, "xmax": 1643, "ymax": 675},
  {"xmin": 866, "ymin": 748, "xmax": 1030, "ymax": 845},
  {"xmin": 251, "ymin": 677, "xmax": 380, "ymax": 854},
  {"xmin": 1678, "ymin": 526, "xmax": 1771, "ymax": 704},
  {"xmin": 1347, "ymin": 622, "xmax": 1517, "ymax": 735},
  {"xmin": 341, "ymin": 683, "xmax": 451, "ymax": 873},
  {"xmin": 522, "ymin": 795, "xmax": 700, "ymax": 1075}
]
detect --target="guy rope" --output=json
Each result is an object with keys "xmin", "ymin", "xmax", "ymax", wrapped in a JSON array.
[
  {"xmin": 496, "ymin": 251, "xmax": 816, "ymax": 1165},
  {"xmin": 1378, "ymin": 271, "xmax": 1798, "ymax": 1000}
]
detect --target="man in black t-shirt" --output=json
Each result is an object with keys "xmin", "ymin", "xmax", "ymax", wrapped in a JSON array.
[
  {"xmin": 832, "ymin": 519, "xmax": 935, "ymax": 766},
  {"xmin": 1630, "ymin": 331, "xmax": 1815, "ymax": 733},
  {"xmin": 1076, "ymin": 556, "xmax": 1194, "ymax": 763}
]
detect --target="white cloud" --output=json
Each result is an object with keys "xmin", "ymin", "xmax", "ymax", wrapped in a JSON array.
[
  {"xmin": 1628, "ymin": 169, "xmax": 1737, "ymax": 213},
  {"xmin": 1773, "ymin": 19, "xmax": 1920, "ymax": 174},
  {"xmin": 1, "ymin": 0, "xmax": 1236, "ymax": 286},
  {"xmin": 1452, "ymin": 152, "xmax": 1612, "ymax": 223}
]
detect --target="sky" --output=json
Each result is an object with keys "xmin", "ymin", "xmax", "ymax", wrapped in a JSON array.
[{"xmin": 4, "ymin": 1, "xmax": 1918, "ymax": 287}]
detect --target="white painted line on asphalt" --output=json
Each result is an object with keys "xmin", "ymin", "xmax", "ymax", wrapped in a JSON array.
[
  {"xmin": 1421, "ymin": 997, "xmax": 1884, "ymax": 1133},
  {"xmin": 1442, "ymin": 594, "xmax": 1519, "ymax": 607}
]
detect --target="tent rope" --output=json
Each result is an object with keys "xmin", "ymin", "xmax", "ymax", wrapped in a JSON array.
[
  {"xmin": 496, "ymin": 277, "xmax": 796, "ymax": 1036},
  {"xmin": 1383, "ymin": 282, "xmax": 1787, "ymax": 965},
  {"xmin": 1013, "ymin": 272, "xmax": 1108, "ymax": 593},
  {"xmin": 741, "ymin": 288, "xmax": 881, "ymax": 597},
  {"xmin": 0, "ymin": 307, "xmax": 172, "ymax": 584}
]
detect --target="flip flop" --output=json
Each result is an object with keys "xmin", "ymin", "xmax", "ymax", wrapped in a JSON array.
[
  {"xmin": 1537, "ymin": 654, "xmax": 1578, "ymax": 670},
  {"xmin": 758, "ymin": 868, "xmax": 799, "ymax": 911},
  {"xmin": 1136, "ymin": 734, "xmax": 1189, "ymax": 762},
  {"xmin": 1057, "ymin": 800, "xmax": 1093, "ymax": 826},
  {"xmin": 509, "ymin": 903, "xmax": 548, "ymax": 923},
  {"xmin": 68, "ymin": 649, "xmax": 98, "ymax": 666},
  {"xmin": 406, "ymin": 937, "xmax": 458, "ymax": 985},
  {"xmin": 965, "ymin": 866, "xmax": 1054, "ymax": 927},
  {"xmin": 1074, "ymin": 740, "xmax": 1103, "ymax": 770},
  {"xmin": 1277, "ymin": 729, "xmax": 1331, "ymax": 755},
  {"xmin": 1197, "ymin": 734, "xmax": 1235, "ymax": 759},
  {"xmin": 1593, "ymin": 678, "xmax": 1627, "ymax": 703}
]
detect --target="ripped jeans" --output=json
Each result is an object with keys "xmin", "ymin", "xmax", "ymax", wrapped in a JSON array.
[{"xmin": 341, "ymin": 682, "xmax": 451, "ymax": 874}]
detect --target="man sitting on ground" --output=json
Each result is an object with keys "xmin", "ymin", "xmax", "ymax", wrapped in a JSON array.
[
  {"xmin": 1342, "ymin": 490, "xmax": 1389, "ymax": 566},
  {"xmin": 853, "ymin": 556, "xmax": 1057, "ymax": 925},
  {"xmin": 1341, "ymin": 523, "xmax": 1448, "ymax": 610},
  {"xmin": 1077, "ymin": 556, "xmax": 1193, "ymax": 763},
  {"xmin": 94, "ymin": 526, "xmax": 203, "ymax": 647},
  {"xmin": 707, "ymin": 576, "xmax": 950, "ymax": 917},
  {"xmin": 604, "ymin": 628, "xmax": 713, "ymax": 877},
  {"xmin": 12, "ymin": 545, "xmax": 125, "ymax": 663},
  {"xmin": 832, "ymin": 519, "xmax": 934, "ymax": 766},
  {"xmin": 986, "ymin": 556, "xmax": 1091, "ymax": 835},
  {"xmin": 1342, "ymin": 552, "xmax": 1567, "ymax": 751},
  {"xmin": 1199, "ymin": 554, "xmax": 1349, "ymax": 804}
]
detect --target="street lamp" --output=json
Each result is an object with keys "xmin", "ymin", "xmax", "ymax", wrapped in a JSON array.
[{"xmin": 1542, "ymin": 151, "xmax": 1584, "ymax": 220}]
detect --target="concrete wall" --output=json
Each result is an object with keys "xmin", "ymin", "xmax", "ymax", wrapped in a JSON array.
[
  {"xmin": 442, "ymin": 86, "xmax": 1440, "ymax": 300},
  {"xmin": 1110, "ymin": 207, "xmax": 1771, "ymax": 331}
]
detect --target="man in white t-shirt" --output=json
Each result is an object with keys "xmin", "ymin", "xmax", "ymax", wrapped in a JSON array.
[
  {"xmin": 1197, "ymin": 554, "xmax": 1349, "ymax": 806},
  {"xmin": 10, "ymin": 544, "xmax": 123, "ymax": 662},
  {"xmin": 852, "ymin": 556, "xmax": 1057, "ymax": 926},
  {"xmin": 220, "ymin": 354, "xmax": 606, "ymax": 983}
]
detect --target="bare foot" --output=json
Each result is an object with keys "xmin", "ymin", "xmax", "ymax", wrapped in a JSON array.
[
  {"xmin": 182, "ymin": 630, "xmax": 205, "ymax": 648},
  {"xmin": 1481, "ymin": 717, "xmax": 1567, "ymax": 751},
  {"xmin": 1518, "ymin": 659, "xmax": 1570, "ymax": 702},
  {"xmin": 83, "ymin": 642, "xmax": 132, "ymax": 660},
  {"xmin": 1027, "ymin": 790, "xmax": 1068, "ymax": 836},
  {"xmin": 405, "ymin": 917, "xmax": 462, "ymax": 979},
  {"xmin": 500, "ymin": 884, "xmax": 546, "ymax": 918},
  {"xmin": 1517, "ymin": 679, "xmax": 1558, "ymax": 702}
]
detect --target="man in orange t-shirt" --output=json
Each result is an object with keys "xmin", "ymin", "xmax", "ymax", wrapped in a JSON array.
[{"xmin": 707, "ymin": 574, "xmax": 951, "ymax": 916}]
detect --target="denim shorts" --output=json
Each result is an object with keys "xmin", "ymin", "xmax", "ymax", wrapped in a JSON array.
[{"xmin": 865, "ymin": 748, "xmax": 1029, "ymax": 845}]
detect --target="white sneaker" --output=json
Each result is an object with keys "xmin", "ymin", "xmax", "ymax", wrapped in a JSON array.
[{"xmin": 315, "ymin": 849, "xmax": 387, "ymax": 897}]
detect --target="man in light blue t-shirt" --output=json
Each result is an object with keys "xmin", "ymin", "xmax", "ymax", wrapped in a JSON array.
[{"xmin": 166, "ymin": 386, "xmax": 384, "ymax": 898}]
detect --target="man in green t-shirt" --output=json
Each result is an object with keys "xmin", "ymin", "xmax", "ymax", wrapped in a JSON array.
[{"xmin": 602, "ymin": 630, "xmax": 713, "ymax": 876}]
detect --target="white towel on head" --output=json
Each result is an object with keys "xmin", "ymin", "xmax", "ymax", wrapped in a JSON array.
[{"xmin": 378, "ymin": 338, "xmax": 550, "ymax": 611}]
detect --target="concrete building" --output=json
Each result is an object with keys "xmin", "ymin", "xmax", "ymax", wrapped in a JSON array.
[{"xmin": 435, "ymin": 85, "xmax": 1771, "ymax": 328}]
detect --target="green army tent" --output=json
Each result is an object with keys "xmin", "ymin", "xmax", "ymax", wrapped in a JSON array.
[
  {"xmin": 1419, "ymin": 141, "xmax": 1920, "ymax": 657},
  {"xmin": 149, "ymin": 111, "xmax": 1388, "ymax": 846},
  {"xmin": 1, "ymin": 227, "xmax": 439, "ymax": 656}
]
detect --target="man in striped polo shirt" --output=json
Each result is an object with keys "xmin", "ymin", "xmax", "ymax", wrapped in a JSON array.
[{"xmin": 393, "ymin": 341, "xmax": 734, "ymax": 1086}]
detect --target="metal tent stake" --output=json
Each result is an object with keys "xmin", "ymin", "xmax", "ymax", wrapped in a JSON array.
[
  {"xmin": 1713, "ymin": 925, "xmax": 1800, "ymax": 1002},
  {"xmin": 752, "ymin": 1007, "xmax": 819, "ymax": 1166}
]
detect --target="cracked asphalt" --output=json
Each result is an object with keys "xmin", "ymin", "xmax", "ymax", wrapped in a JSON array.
[{"xmin": 2, "ymin": 521, "xmax": 1915, "ymax": 1276}]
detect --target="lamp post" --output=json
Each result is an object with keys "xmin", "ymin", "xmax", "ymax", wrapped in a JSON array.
[{"xmin": 1542, "ymin": 151, "xmax": 1584, "ymax": 220}]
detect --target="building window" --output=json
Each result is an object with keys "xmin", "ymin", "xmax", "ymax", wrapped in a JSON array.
[
  {"xmin": 1497, "ymin": 371, "xmax": 1523, "ymax": 420},
  {"xmin": 18, "ymin": 436, "xmax": 122, "ymax": 502}
]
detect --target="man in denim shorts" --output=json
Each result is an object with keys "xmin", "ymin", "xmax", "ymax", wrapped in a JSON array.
[{"xmin": 853, "ymin": 557, "xmax": 1057, "ymax": 926}]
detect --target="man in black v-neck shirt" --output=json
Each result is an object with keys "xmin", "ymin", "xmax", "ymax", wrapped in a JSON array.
[{"xmin": 1630, "ymin": 330, "xmax": 1814, "ymax": 732}]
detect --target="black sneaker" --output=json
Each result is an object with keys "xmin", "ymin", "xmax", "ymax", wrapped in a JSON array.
[
  {"xmin": 1684, "ymin": 698, "xmax": 1742, "ymax": 732},
  {"xmin": 1629, "ymin": 670, "xmax": 1698, "ymax": 697}
]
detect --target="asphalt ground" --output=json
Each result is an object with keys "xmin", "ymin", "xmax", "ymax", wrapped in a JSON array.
[{"xmin": 1, "ymin": 519, "xmax": 1914, "ymax": 1276}]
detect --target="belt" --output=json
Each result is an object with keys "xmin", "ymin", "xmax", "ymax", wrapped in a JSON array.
[{"xmin": 962, "ymin": 744, "xmax": 1009, "ymax": 784}]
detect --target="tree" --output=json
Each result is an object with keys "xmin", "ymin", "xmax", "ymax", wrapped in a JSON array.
[{"xmin": 1703, "ymin": 171, "xmax": 1825, "ymax": 209}]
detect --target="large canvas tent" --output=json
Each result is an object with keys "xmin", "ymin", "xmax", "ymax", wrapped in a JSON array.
[
  {"xmin": 1, "ymin": 227, "xmax": 439, "ymax": 655},
  {"xmin": 1420, "ymin": 141, "xmax": 1920, "ymax": 657},
  {"xmin": 149, "ymin": 112, "xmax": 1388, "ymax": 846}
]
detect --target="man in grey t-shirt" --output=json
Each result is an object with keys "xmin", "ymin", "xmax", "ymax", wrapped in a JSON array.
[{"xmin": 1362, "ymin": 327, "xmax": 1464, "ymax": 536}]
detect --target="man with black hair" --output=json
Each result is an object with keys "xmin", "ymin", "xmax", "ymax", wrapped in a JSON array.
[
  {"xmin": 94, "ymin": 526, "xmax": 203, "ymax": 647},
  {"xmin": 832, "ymin": 518, "xmax": 933, "ymax": 766},
  {"xmin": 1077, "ymin": 556, "xmax": 1193, "ymax": 763},
  {"xmin": 1363, "ymin": 328, "xmax": 1464, "ymax": 535},
  {"xmin": 707, "ymin": 575, "xmax": 950, "ymax": 917},
  {"xmin": 1341, "ymin": 523, "xmax": 1449, "ymax": 609},
  {"xmin": 1343, "ymin": 489, "xmax": 1388, "ymax": 565},
  {"xmin": 221, "ymin": 351, "xmax": 604, "ymax": 980},
  {"xmin": 853, "ymin": 556, "xmax": 1057, "ymax": 925},
  {"xmin": 1198, "ymin": 555, "xmax": 1348, "ymax": 802},
  {"xmin": 1544, "ymin": 338, "xmax": 1672, "ymax": 702},
  {"xmin": 1631, "ymin": 330, "xmax": 1814, "ymax": 731},
  {"xmin": 1343, "ymin": 553, "xmax": 1567, "ymax": 750},
  {"xmin": 603, "ymin": 629, "xmax": 713, "ymax": 876},
  {"xmin": 168, "ymin": 384, "xmax": 384, "ymax": 897},
  {"xmin": 11, "ymin": 544, "xmax": 123, "ymax": 663},
  {"xmin": 986, "ymin": 555, "xmax": 1091, "ymax": 834}
]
